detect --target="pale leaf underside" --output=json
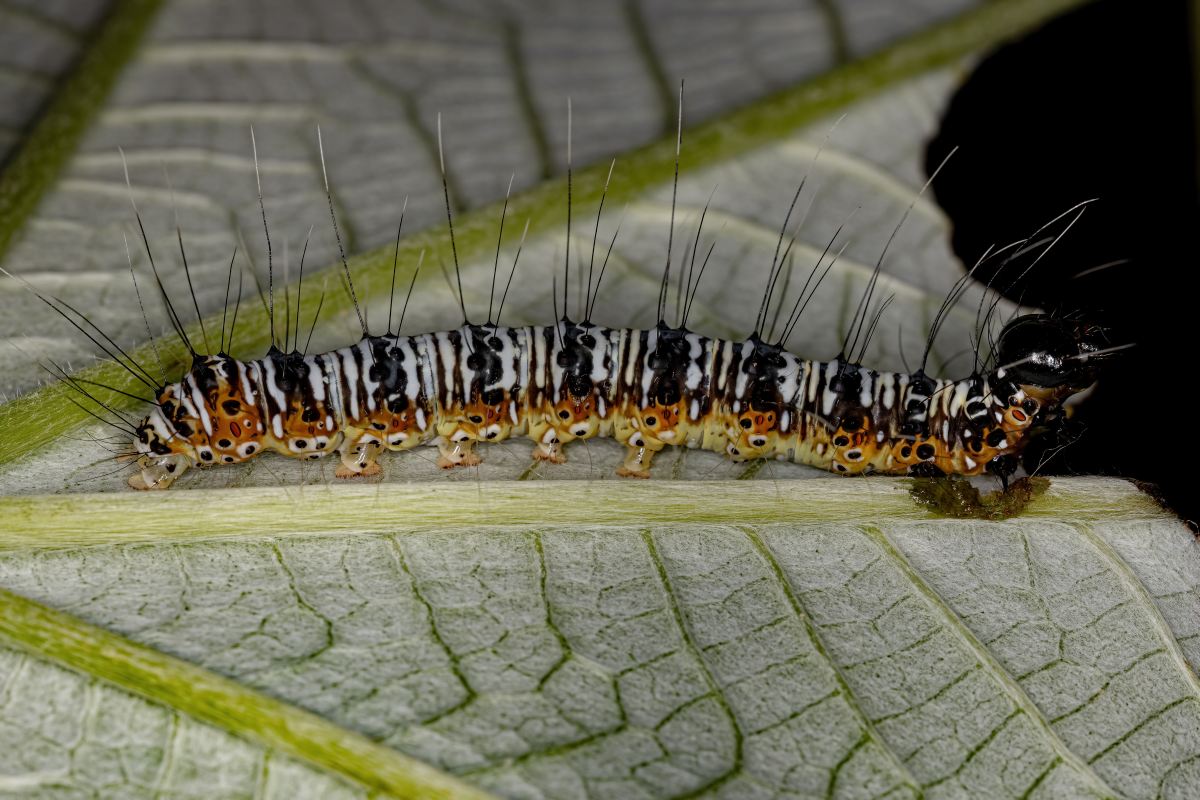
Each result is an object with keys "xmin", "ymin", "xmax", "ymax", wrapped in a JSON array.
[{"xmin": 1, "ymin": 1, "xmax": 1197, "ymax": 799}]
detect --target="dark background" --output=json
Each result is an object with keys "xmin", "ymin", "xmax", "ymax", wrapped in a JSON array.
[{"xmin": 927, "ymin": 0, "xmax": 1199, "ymax": 524}]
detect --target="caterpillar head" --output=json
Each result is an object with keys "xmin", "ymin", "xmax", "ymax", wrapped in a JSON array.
[{"xmin": 994, "ymin": 314, "xmax": 1113, "ymax": 393}]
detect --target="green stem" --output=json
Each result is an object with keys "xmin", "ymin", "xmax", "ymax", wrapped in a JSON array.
[
  {"xmin": 0, "ymin": 0, "xmax": 1092, "ymax": 468},
  {"xmin": 0, "ymin": 477, "xmax": 1161, "ymax": 552},
  {"xmin": 0, "ymin": 587, "xmax": 496, "ymax": 800}
]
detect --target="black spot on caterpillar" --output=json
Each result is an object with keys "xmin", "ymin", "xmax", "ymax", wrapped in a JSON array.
[{"xmin": 4, "ymin": 89, "xmax": 1125, "ymax": 492}]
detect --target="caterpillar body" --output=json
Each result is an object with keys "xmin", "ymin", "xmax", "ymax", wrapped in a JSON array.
[
  {"xmin": 128, "ymin": 312, "xmax": 1103, "ymax": 490},
  {"xmin": 16, "ymin": 103, "xmax": 1114, "ymax": 491}
]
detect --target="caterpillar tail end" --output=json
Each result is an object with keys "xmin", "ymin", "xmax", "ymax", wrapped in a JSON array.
[{"xmin": 127, "ymin": 455, "xmax": 190, "ymax": 490}]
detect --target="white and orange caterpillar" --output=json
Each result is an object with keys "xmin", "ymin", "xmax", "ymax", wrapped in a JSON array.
[
  {"xmin": 20, "ymin": 109, "xmax": 1118, "ymax": 491},
  {"xmin": 125, "ymin": 311, "xmax": 1107, "ymax": 490}
]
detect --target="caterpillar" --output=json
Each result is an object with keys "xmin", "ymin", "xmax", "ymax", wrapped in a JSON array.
[
  {"xmin": 122, "ymin": 306, "xmax": 1106, "ymax": 491},
  {"xmin": 12, "ymin": 103, "xmax": 1119, "ymax": 492}
]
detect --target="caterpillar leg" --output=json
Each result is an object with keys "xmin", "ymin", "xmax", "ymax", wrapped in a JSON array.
[
  {"xmin": 335, "ymin": 462, "xmax": 382, "ymax": 478},
  {"xmin": 436, "ymin": 436, "xmax": 481, "ymax": 468},
  {"xmin": 333, "ymin": 430, "xmax": 384, "ymax": 478},
  {"xmin": 433, "ymin": 421, "xmax": 482, "ymax": 468},
  {"xmin": 529, "ymin": 418, "xmax": 571, "ymax": 464},
  {"xmin": 528, "ymin": 400, "xmax": 600, "ymax": 465},
  {"xmin": 335, "ymin": 442, "xmax": 383, "ymax": 478},
  {"xmin": 616, "ymin": 433, "xmax": 665, "ymax": 479},
  {"xmin": 616, "ymin": 449, "xmax": 652, "ymax": 478},
  {"xmin": 127, "ymin": 454, "xmax": 191, "ymax": 491},
  {"xmin": 532, "ymin": 442, "xmax": 566, "ymax": 463}
]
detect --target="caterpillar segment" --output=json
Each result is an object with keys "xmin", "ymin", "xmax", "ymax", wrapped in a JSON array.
[
  {"xmin": 126, "ymin": 314, "xmax": 1098, "ymax": 490},
  {"xmin": 527, "ymin": 321, "xmax": 612, "ymax": 464}
]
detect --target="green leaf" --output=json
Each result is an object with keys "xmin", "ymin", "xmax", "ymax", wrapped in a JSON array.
[
  {"xmin": 0, "ymin": 0, "xmax": 162, "ymax": 256},
  {"xmin": 3, "ymin": 1, "xmax": 1199, "ymax": 799},
  {"xmin": 0, "ymin": 479, "xmax": 1197, "ymax": 798},
  {"xmin": 0, "ymin": 586, "xmax": 490, "ymax": 799},
  {"xmin": 2, "ymin": 0, "xmax": 1076, "ymax": 467}
]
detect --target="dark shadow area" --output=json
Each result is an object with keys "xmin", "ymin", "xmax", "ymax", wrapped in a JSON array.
[{"xmin": 929, "ymin": 0, "xmax": 1199, "ymax": 524}]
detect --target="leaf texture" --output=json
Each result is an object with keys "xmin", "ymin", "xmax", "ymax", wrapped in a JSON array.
[
  {"xmin": 0, "ymin": 480, "xmax": 1196, "ymax": 798},
  {"xmin": 1, "ymin": 2, "xmax": 1197, "ymax": 799}
]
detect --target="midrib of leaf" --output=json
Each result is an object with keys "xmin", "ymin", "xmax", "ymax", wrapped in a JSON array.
[
  {"xmin": 0, "ymin": 0, "xmax": 1091, "ymax": 469},
  {"xmin": 0, "ymin": 0, "xmax": 164, "ymax": 256},
  {"xmin": 0, "ymin": 477, "xmax": 1164, "ymax": 551},
  {"xmin": 0, "ymin": 585, "xmax": 496, "ymax": 800}
]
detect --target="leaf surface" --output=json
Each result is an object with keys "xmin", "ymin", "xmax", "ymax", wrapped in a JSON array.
[
  {"xmin": 0, "ymin": 480, "xmax": 1197, "ymax": 798},
  {"xmin": 2, "ymin": 2, "xmax": 1198, "ymax": 799}
]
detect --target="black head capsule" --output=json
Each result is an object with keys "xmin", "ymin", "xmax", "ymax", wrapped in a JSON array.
[{"xmin": 994, "ymin": 314, "xmax": 1114, "ymax": 390}]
